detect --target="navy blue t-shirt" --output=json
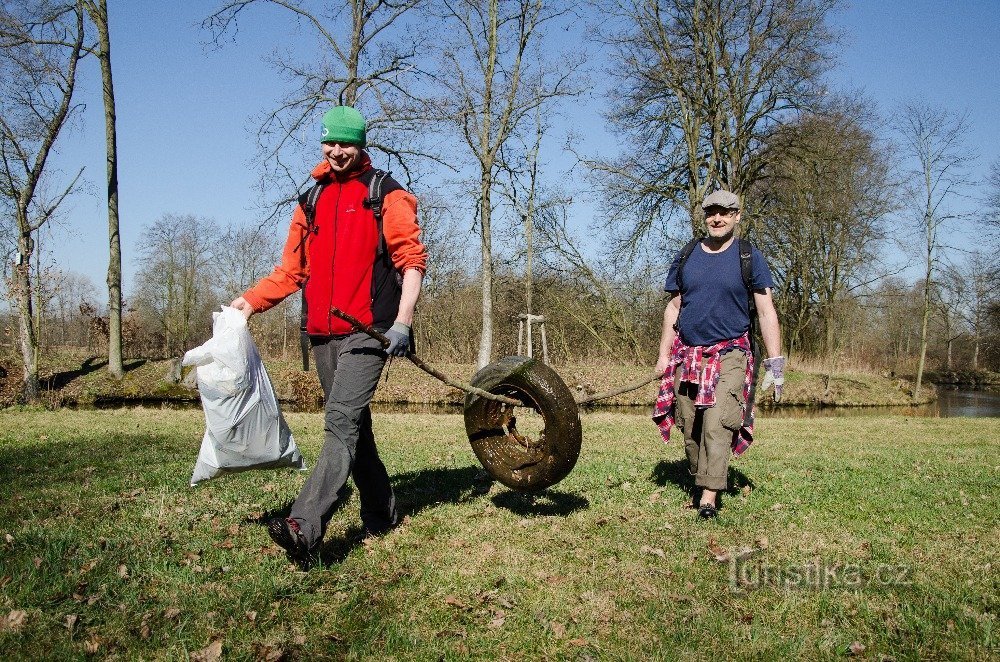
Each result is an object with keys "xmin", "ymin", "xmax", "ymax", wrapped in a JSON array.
[{"xmin": 664, "ymin": 240, "xmax": 774, "ymax": 347}]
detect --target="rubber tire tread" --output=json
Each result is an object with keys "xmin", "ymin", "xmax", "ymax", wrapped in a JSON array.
[{"xmin": 463, "ymin": 356, "xmax": 582, "ymax": 491}]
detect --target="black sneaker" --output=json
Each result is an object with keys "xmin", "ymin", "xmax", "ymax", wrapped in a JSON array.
[
  {"xmin": 267, "ymin": 517, "xmax": 312, "ymax": 562},
  {"xmin": 697, "ymin": 504, "xmax": 718, "ymax": 519}
]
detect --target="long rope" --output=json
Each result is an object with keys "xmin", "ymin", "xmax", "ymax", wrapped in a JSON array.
[
  {"xmin": 575, "ymin": 373, "xmax": 660, "ymax": 404},
  {"xmin": 331, "ymin": 307, "xmax": 661, "ymax": 408}
]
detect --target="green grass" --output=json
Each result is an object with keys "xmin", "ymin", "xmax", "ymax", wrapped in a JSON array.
[{"xmin": 0, "ymin": 409, "xmax": 997, "ymax": 659}]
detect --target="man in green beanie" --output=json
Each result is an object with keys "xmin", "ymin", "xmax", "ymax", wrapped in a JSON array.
[{"xmin": 231, "ymin": 105, "xmax": 427, "ymax": 565}]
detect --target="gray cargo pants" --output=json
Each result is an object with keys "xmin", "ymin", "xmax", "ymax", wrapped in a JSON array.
[
  {"xmin": 674, "ymin": 349, "xmax": 748, "ymax": 492},
  {"xmin": 289, "ymin": 332, "xmax": 398, "ymax": 547}
]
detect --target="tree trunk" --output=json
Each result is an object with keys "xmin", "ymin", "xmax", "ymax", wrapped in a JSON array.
[
  {"xmin": 12, "ymin": 235, "xmax": 40, "ymax": 400},
  {"xmin": 914, "ymin": 266, "xmax": 932, "ymax": 398},
  {"xmin": 89, "ymin": 0, "xmax": 125, "ymax": 378},
  {"xmin": 477, "ymin": 169, "xmax": 494, "ymax": 369}
]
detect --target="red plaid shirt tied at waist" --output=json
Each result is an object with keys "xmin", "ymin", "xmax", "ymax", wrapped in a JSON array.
[{"xmin": 651, "ymin": 332, "xmax": 755, "ymax": 457}]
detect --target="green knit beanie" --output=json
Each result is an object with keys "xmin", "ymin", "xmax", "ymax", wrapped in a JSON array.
[{"xmin": 321, "ymin": 106, "xmax": 366, "ymax": 147}]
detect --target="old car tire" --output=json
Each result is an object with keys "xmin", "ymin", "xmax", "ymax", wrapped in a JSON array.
[{"xmin": 463, "ymin": 356, "xmax": 582, "ymax": 492}]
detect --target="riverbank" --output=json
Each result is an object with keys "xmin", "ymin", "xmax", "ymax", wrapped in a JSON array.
[{"xmin": 0, "ymin": 353, "xmax": 935, "ymax": 409}]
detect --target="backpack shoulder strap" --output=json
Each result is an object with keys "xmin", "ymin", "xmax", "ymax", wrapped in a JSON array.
[
  {"xmin": 675, "ymin": 237, "xmax": 701, "ymax": 293},
  {"xmin": 361, "ymin": 169, "xmax": 403, "ymax": 258},
  {"xmin": 739, "ymin": 238, "xmax": 755, "ymax": 310},
  {"xmin": 298, "ymin": 182, "xmax": 326, "ymax": 235}
]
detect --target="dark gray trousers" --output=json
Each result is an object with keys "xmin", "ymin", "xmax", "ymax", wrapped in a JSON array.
[{"xmin": 289, "ymin": 332, "xmax": 398, "ymax": 547}]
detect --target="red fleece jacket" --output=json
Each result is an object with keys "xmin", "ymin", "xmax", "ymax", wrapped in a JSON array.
[{"xmin": 242, "ymin": 156, "xmax": 426, "ymax": 335}]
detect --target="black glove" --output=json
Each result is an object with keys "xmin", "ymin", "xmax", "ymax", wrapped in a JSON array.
[{"xmin": 384, "ymin": 322, "xmax": 411, "ymax": 357}]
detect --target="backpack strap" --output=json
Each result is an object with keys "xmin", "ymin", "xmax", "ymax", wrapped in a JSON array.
[
  {"xmin": 674, "ymin": 237, "xmax": 702, "ymax": 293},
  {"xmin": 739, "ymin": 238, "xmax": 761, "ymax": 426},
  {"xmin": 298, "ymin": 182, "xmax": 326, "ymax": 236},
  {"xmin": 296, "ymin": 182, "xmax": 325, "ymax": 370},
  {"xmin": 364, "ymin": 169, "xmax": 390, "ymax": 258}
]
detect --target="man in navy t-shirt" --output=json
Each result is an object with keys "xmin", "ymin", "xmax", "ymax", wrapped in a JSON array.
[{"xmin": 653, "ymin": 190, "xmax": 784, "ymax": 519}]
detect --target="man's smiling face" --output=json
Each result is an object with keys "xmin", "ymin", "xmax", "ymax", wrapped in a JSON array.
[
  {"xmin": 322, "ymin": 141, "xmax": 362, "ymax": 174},
  {"xmin": 704, "ymin": 205, "xmax": 741, "ymax": 240}
]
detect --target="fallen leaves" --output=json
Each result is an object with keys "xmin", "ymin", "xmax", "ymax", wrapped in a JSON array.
[
  {"xmin": 83, "ymin": 636, "xmax": 103, "ymax": 654},
  {"xmin": 707, "ymin": 537, "xmax": 731, "ymax": 563},
  {"xmin": 641, "ymin": 545, "xmax": 666, "ymax": 558},
  {"xmin": 1, "ymin": 610, "xmax": 27, "ymax": 632},
  {"xmin": 847, "ymin": 641, "xmax": 865, "ymax": 655},
  {"xmin": 65, "ymin": 614, "xmax": 78, "ymax": 633},
  {"xmin": 444, "ymin": 596, "xmax": 468, "ymax": 610},
  {"xmin": 191, "ymin": 640, "xmax": 223, "ymax": 662}
]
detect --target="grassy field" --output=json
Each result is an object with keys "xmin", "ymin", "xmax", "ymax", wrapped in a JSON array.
[{"xmin": 0, "ymin": 409, "xmax": 996, "ymax": 660}]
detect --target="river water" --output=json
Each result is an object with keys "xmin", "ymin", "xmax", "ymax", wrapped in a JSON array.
[
  {"xmin": 90, "ymin": 387, "xmax": 1000, "ymax": 418},
  {"xmin": 754, "ymin": 387, "xmax": 1000, "ymax": 419},
  {"xmin": 364, "ymin": 387, "xmax": 1000, "ymax": 419}
]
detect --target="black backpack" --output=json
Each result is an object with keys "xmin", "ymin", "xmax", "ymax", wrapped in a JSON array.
[{"xmin": 674, "ymin": 237, "xmax": 761, "ymax": 422}]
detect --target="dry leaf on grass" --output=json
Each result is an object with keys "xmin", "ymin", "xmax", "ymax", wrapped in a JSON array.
[
  {"xmin": 117, "ymin": 565, "xmax": 129, "ymax": 579},
  {"xmin": 83, "ymin": 636, "xmax": 102, "ymax": 654},
  {"xmin": 641, "ymin": 545, "xmax": 666, "ymax": 558},
  {"xmin": 707, "ymin": 537, "xmax": 731, "ymax": 563},
  {"xmin": 444, "ymin": 596, "xmax": 468, "ymax": 609},
  {"xmin": 847, "ymin": 641, "xmax": 865, "ymax": 655},
  {"xmin": 164, "ymin": 607, "xmax": 181, "ymax": 620},
  {"xmin": 3, "ymin": 610, "xmax": 27, "ymax": 632},
  {"xmin": 65, "ymin": 614, "xmax": 78, "ymax": 632},
  {"xmin": 549, "ymin": 621, "xmax": 566, "ymax": 638},
  {"xmin": 755, "ymin": 536, "xmax": 769, "ymax": 550},
  {"xmin": 4, "ymin": 533, "xmax": 13, "ymax": 544},
  {"xmin": 256, "ymin": 644, "xmax": 286, "ymax": 662},
  {"xmin": 488, "ymin": 611, "xmax": 506, "ymax": 629},
  {"xmin": 191, "ymin": 640, "xmax": 223, "ymax": 662}
]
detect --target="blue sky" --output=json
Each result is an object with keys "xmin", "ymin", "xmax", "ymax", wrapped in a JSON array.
[{"xmin": 41, "ymin": 0, "xmax": 1000, "ymax": 301}]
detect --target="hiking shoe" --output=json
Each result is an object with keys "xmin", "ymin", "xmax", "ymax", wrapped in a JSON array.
[
  {"xmin": 266, "ymin": 517, "xmax": 312, "ymax": 561},
  {"xmin": 697, "ymin": 504, "xmax": 718, "ymax": 519}
]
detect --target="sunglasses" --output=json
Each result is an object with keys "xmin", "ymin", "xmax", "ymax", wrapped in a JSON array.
[{"xmin": 704, "ymin": 208, "xmax": 738, "ymax": 218}]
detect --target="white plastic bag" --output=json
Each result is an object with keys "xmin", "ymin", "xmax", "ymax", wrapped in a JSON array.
[{"xmin": 182, "ymin": 306, "xmax": 306, "ymax": 486}]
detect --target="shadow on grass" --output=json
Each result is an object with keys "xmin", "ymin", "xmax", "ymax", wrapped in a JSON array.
[
  {"xmin": 42, "ymin": 356, "xmax": 148, "ymax": 391},
  {"xmin": 650, "ymin": 459, "xmax": 754, "ymax": 509},
  {"xmin": 250, "ymin": 466, "xmax": 490, "ymax": 567},
  {"xmin": 491, "ymin": 490, "xmax": 589, "ymax": 517}
]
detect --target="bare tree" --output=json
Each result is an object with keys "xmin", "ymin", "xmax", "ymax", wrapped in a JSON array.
[
  {"xmin": 76, "ymin": 0, "xmax": 124, "ymax": 378},
  {"xmin": 204, "ymin": 0, "xmax": 437, "ymax": 212},
  {"xmin": 0, "ymin": 1, "xmax": 85, "ymax": 399},
  {"xmin": 131, "ymin": 214, "xmax": 221, "ymax": 356},
  {"xmin": 587, "ymin": 0, "xmax": 836, "ymax": 250},
  {"xmin": 950, "ymin": 250, "xmax": 998, "ymax": 371},
  {"xmin": 895, "ymin": 102, "xmax": 974, "ymax": 397},
  {"xmin": 435, "ymin": 0, "xmax": 583, "ymax": 367},
  {"xmin": 755, "ymin": 101, "xmax": 895, "ymax": 359}
]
